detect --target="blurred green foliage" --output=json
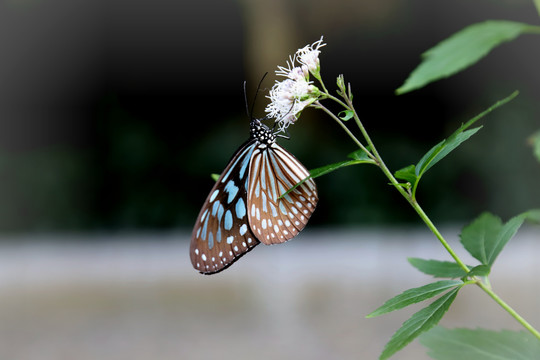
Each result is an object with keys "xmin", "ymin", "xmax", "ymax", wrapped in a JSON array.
[
  {"xmin": 1, "ymin": 91, "xmax": 538, "ymax": 232},
  {"xmin": 0, "ymin": 0, "xmax": 539, "ymax": 232}
]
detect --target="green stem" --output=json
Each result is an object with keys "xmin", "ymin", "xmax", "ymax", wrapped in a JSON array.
[
  {"xmin": 363, "ymin": 116, "xmax": 540, "ymax": 338},
  {"xmin": 315, "ymin": 74, "xmax": 330, "ymax": 95},
  {"xmin": 476, "ymin": 281, "xmax": 540, "ymax": 340},
  {"xmin": 359, "ymin": 115, "xmax": 540, "ymax": 336},
  {"xmin": 313, "ymin": 101, "xmax": 376, "ymax": 162},
  {"xmin": 322, "ymin": 92, "xmax": 350, "ymax": 111},
  {"xmin": 320, "ymin": 87, "xmax": 540, "ymax": 339},
  {"xmin": 409, "ymin": 201, "xmax": 471, "ymax": 273},
  {"xmin": 332, "ymin": 95, "xmax": 470, "ymax": 272}
]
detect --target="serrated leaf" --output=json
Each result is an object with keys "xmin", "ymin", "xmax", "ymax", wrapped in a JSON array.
[
  {"xmin": 419, "ymin": 326, "xmax": 540, "ymax": 360},
  {"xmin": 379, "ymin": 287, "xmax": 461, "ymax": 360},
  {"xmin": 396, "ymin": 20, "xmax": 540, "ymax": 94},
  {"xmin": 347, "ymin": 148, "xmax": 372, "ymax": 161},
  {"xmin": 405, "ymin": 91, "xmax": 517, "ymax": 197},
  {"xmin": 414, "ymin": 140, "xmax": 444, "ymax": 176},
  {"xmin": 460, "ymin": 212, "xmax": 503, "ymax": 265},
  {"xmin": 417, "ymin": 128, "xmax": 482, "ymax": 177},
  {"xmin": 367, "ymin": 280, "xmax": 463, "ymax": 318},
  {"xmin": 394, "ymin": 165, "xmax": 417, "ymax": 184},
  {"xmin": 308, "ymin": 158, "xmax": 374, "ymax": 179},
  {"xmin": 279, "ymin": 155, "xmax": 376, "ymax": 198},
  {"xmin": 460, "ymin": 211, "xmax": 530, "ymax": 266},
  {"xmin": 490, "ymin": 214, "xmax": 527, "ymax": 264},
  {"xmin": 408, "ymin": 258, "xmax": 468, "ymax": 278},
  {"xmin": 466, "ymin": 264, "xmax": 491, "ymax": 277}
]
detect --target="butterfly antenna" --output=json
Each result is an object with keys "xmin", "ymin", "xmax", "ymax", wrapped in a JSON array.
[
  {"xmin": 243, "ymin": 81, "xmax": 250, "ymax": 118},
  {"xmin": 249, "ymin": 72, "xmax": 268, "ymax": 120},
  {"xmin": 277, "ymin": 127, "xmax": 291, "ymax": 140}
]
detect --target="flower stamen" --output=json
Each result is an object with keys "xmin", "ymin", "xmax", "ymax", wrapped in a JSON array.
[{"xmin": 265, "ymin": 36, "xmax": 326, "ymax": 130}]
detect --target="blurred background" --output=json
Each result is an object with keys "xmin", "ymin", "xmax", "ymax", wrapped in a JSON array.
[{"xmin": 0, "ymin": 0, "xmax": 539, "ymax": 359}]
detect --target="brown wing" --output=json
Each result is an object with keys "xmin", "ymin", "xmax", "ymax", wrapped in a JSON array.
[
  {"xmin": 247, "ymin": 143, "xmax": 318, "ymax": 245},
  {"xmin": 190, "ymin": 141, "xmax": 260, "ymax": 274}
]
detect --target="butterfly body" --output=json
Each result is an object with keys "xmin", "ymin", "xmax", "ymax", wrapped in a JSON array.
[{"xmin": 190, "ymin": 118, "xmax": 318, "ymax": 274}]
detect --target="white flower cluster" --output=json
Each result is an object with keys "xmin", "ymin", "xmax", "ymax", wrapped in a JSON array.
[{"xmin": 266, "ymin": 36, "xmax": 326, "ymax": 130}]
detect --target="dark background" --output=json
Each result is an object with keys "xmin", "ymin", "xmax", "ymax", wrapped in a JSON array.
[{"xmin": 0, "ymin": 0, "xmax": 539, "ymax": 232}]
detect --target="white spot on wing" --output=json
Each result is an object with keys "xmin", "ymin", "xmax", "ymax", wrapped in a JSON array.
[{"xmin": 239, "ymin": 224, "xmax": 248, "ymax": 235}]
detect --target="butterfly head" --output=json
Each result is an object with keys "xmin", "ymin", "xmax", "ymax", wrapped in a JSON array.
[{"xmin": 250, "ymin": 117, "xmax": 276, "ymax": 148}]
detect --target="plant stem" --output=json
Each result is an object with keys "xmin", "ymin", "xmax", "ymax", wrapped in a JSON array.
[
  {"xmin": 363, "ymin": 117, "xmax": 540, "ymax": 340},
  {"xmin": 333, "ymin": 94, "xmax": 471, "ymax": 272},
  {"xmin": 313, "ymin": 101, "xmax": 376, "ymax": 162},
  {"xmin": 359, "ymin": 115, "xmax": 540, "ymax": 336},
  {"xmin": 323, "ymin": 92, "xmax": 350, "ymax": 111},
  {"xmin": 476, "ymin": 281, "xmax": 540, "ymax": 340},
  {"xmin": 410, "ymin": 201, "xmax": 471, "ymax": 272},
  {"xmin": 322, "ymin": 88, "xmax": 540, "ymax": 339}
]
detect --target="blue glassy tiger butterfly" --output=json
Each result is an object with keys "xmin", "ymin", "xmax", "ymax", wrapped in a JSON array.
[{"xmin": 190, "ymin": 102, "xmax": 318, "ymax": 274}]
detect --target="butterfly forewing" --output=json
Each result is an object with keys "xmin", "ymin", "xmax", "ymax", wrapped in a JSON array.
[
  {"xmin": 247, "ymin": 143, "xmax": 318, "ymax": 245},
  {"xmin": 190, "ymin": 141, "xmax": 260, "ymax": 274}
]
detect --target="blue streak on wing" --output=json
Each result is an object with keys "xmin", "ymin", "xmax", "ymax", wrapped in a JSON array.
[
  {"xmin": 236, "ymin": 197, "xmax": 246, "ymax": 219},
  {"xmin": 222, "ymin": 142, "xmax": 256, "ymax": 183},
  {"xmin": 224, "ymin": 180, "xmax": 239, "ymax": 204},
  {"xmin": 208, "ymin": 232, "xmax": 214, "ymax": 249},
  {"xmin": 224, "ymin": 210, "xmax": 233, "ymax": 231}
]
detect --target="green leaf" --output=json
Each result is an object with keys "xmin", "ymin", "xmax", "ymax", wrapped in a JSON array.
[
  {"xmin": 466, "ymin": 265, "xmax": 491, "ymax": 278},
  {"xmin": 420, "ymin": 326, "xmax": 540, "ymax": 360},
  {"xmin": 280, "ymin": 151, "xmax": 376, "ymax": 198},
  {"xmin": 528, "ymin": 130, "xmax": 540, "ymax": 163},
  {"xmin": 416, "ymin": 128, "xmax": 482, "ymax": 177},
  {"xmin": 308, "ymin": 158, "xmax": 374, "ymax": 180},
  {"xmin": 409, "ymin": 91, "xmax": 518, "ymax": 195},
  {"xmin": 460, "ymin": 212, "xmax": 503, "ymax": 265},
  {"xmin": 338, "ymin": 110, "xmax": 354, "ymax": 121},
  {"xmin": 211, "ymin": 173, "xmax": 220, "ymax": 181},
  {"xmin": 394, "ymin": 165, "xmax": 417, "ymax": 184},
  {"xmin": 408, "ymin": 258, "xmax": 468, "ymax": 278},
  {"xmin": 460, "ymin": 211, "xmax": 532, "ymax": 266},
  {"xmin": 367, "ymin": 280, "xmax": 463, "ymax": 318},
  {"xmin": 524, "ymin": 209, "xmax": 540, "ymax": 223},
  {"xmin": 491, "ymin": 214, "xmax": 528, "ymax": 262},
  {"xmin": 396, "ymin": 20, "xmax": 540, "ymax": 94},
  {"xmin": 421, "ymin": 90, "xmax": 518, "ymax": 177},
  {"xmin": 379, "ymin": 287, "xmax": 461, "ymax": 360},
  {"xmin": 347, "ymin": 148, "xmax": 372, "ymax": 161}
]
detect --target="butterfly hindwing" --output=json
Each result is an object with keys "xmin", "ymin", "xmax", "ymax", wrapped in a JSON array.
[
  {"xmin": 247, "ymin": 143, "xmax": 318, "ymax": 245},
  {"xmin": 190, "ymin": 141, "xmax": 260, "ymax": 274}
]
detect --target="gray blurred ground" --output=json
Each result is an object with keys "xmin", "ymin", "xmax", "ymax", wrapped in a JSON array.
[{"xmin": 0, "ymin": 228, "xmax": 538, "ymax": 360}]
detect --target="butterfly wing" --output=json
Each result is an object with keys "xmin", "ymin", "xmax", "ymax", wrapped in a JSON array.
[
  {"xmin": 247, "ymin": 143, "xmax": 318, "ymax": 245},
  {"xmin": 190, "ymin": 140, "xmax": 260, "ymax": 274}
]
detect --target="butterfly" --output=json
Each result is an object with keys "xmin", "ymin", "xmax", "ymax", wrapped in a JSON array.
[{"xmin": 190, "ymin": 117, "xmax": 318, "ymax": 274}]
